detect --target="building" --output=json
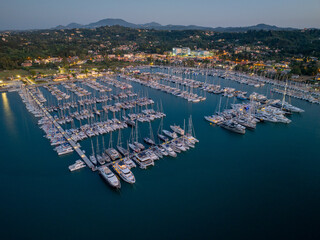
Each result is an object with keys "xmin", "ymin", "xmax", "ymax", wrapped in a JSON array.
[
  {"xmin": 21, "ymin": 62, "xmax": 32, "ymax": 67},
  {"xmin": 172, "ymin": 47, "xmax": 191, "ymax": 56}
]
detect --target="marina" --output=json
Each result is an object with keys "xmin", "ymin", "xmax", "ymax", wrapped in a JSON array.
[
  {"xmin": 1, "ymin": 66, "xmax": 320, "ymax": 239},
  {"xmin": 16, "ymin": 73, "xmax": 200, "ymax": 189},
  {"xmin": 1, "ymin": 2, "xmax": 319, "ymax": 238},
  {"xmin": 13, "ymin": 64, "xmax": 315, "ymax": 191}
]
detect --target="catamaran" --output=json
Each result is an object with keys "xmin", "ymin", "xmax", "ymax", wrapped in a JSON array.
[
  {"xmin": 133, "ymin": 152, "xmax": 154, "ymax": 169},
  {"xmin": 105, "ymin": 132, "xmax": 121, "ymax": 160}
]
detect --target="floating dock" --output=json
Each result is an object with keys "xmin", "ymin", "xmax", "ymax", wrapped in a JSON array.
[{"xmin": 27, "ymin": 88, "xmax": 95, "ymax": 170}]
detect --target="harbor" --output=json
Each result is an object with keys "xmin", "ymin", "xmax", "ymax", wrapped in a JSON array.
[
  {"xmin": 16, "ymin": 73, "xmax": 200, "ymax": 189},
  {"xmin": 11, "ymin": 65, "xmax": 316, "ymax": 191},
  {"xmin": 1, "ymin": 66, "xmax": 320, "ymax": 239},
  {"xmin": 15, "ymin": 66, "xmax": 314, "ymax": 178},
  {"xmin": 1, "ymin": 1, "xmax": 319, "ymax": 238}
]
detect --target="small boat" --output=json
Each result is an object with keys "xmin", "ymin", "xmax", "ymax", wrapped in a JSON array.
[
  {"xmin": 162, "ymin": 144, "xmax": 177, "ymax": 157},
  {"xmin": 163, "ymin": 129, "xmax": 178, "ymax": 139},
  {"xmin": 125, "ymin": 119, "xmax": 136, "ymax": 127},
  {"xmin": 129, "ymin": 143, "xmax": 140, "ymax": 153},
  {"xmin": 96, "ymin": 154, "xmax": 106, "ymax": 165},
  {"xmin": 68, "ymin": 160, "xmax": 86, "ymax": 172},
  {"xmin": 89, "ymin": 139, "xmax": 97, "ymax": 165},
  {"xmin": 105, "ymin": 148, "xmax": 121, "ymax": 161},
  {"xmin": 158, "ymin": 134, "xmax": 169, "ymax": 142},
  {"xmin": 157, "ymin": 145, "xmax": 168, "ymax": 156},
  {"xmin": 133, "ymin": 152, "xmax": 154, "ymax": 169},
  {"xmin": 117, "ymin": 145, "xmax": 129, "ymax": 156},
  {"xmin": 204, "ymin": 115, "xmax": 224, "ymax": 124},
  {"xmin": 134, "ymin": 141, "xmax": 145, "ymax": 150},
  {"xmin": 170, "ymin": 124, "xmax": 185, "ymax": 135},
  {"xmin": 89, "ymin": 155, "xmax": 97, "ymax": 165},
  {"xmin": 220, "ymin": 120, "xmax": 246, "ymax": 134},
  {"xmin": 143, "ymin": 137, "xmax": 155, "ymax": 145},
  {"xmin": 144, "ymin": 121, "xmax": 156, "ymax": 145}
]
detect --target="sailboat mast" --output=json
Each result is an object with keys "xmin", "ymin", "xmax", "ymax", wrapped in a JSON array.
[
  {"xmin": 281, "ymin": 79, "xmax": 288, "ymax": 109},
  {"xmin": 91, "ymin": 138, "xmax": 95, "ymax": 156}
]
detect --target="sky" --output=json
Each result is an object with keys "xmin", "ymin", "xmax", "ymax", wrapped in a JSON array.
[{"xmin": 0, "ymin": 0, "xmax": 319, "ymax": 30}]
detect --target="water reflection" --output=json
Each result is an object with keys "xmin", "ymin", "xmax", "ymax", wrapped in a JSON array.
[
  {"xmin": 2, "ymin": 92, "xmax": 9, "ymax": 112},
  {"xmin": 1, "ymin": 92, "xmax": 16, "ymax": 135}
]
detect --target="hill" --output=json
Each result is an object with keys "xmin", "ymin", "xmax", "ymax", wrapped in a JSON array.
[{"xmin": 53, "ymin": 18, "xmax": 298, "ymax": 32}]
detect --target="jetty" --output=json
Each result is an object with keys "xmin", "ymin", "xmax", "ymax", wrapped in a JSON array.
[{"xmin": 26, "ymin": 88, "xmax": 95, "ymax": 169}]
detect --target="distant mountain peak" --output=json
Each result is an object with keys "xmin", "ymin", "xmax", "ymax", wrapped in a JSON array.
[
  {"xmin": 141, "ymin": 22, "xmax": 162, "ymax": 27},
  {"xmin": 53, "ymin": 18, "xmax": 298, "ymax": 32},
  {"xmin": 65, "ymin": 22, "xmax": 83, "ymax": 28}
]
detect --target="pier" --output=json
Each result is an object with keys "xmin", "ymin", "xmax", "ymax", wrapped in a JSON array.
[{"xmin": 27, "ymin": 88, "xmax": 95, "ymax": 169}]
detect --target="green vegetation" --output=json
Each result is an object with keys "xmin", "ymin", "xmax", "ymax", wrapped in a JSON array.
[
  {"xmin": 28, "ymin": 68, "xmax": 57, "ymax": 75},
  {"xmin": 290, "ymin": 60, "xmax": 319, "ymax": 76},
  {"xmin": 0, "ymin": 25, "xmax": 319, "ymax": 72},
  {"xmin": 0, "ymin": 69, "xmax": 29, "ymax": 79}
]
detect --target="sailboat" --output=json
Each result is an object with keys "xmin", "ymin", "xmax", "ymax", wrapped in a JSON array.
[
  {"xmin": 117, "ymin": 129, "xmax": 129, "ymax": 156},
  {"xmin": 122, "ymin": 141, "xmax": 136, "ymax": 169},
  {"xmin": 170, "ymin": 122, "xmax": 185, "ymax": 135},
  {"xmin": 143, "ymin": 121, "xmax": 156, "ymax": 145},
  {"xmin": 101, "ymin": 136, "xmax": 111, "ymax": 163},
  {"xmin": 133, "ymin": 121, "xmax": 145, "ymax": 150},
  {"xmin": 89, "ymin": 138, "xmax": 97, "ymax": 165},
  {"xmin": 129, "ymin": 126, "xmax": 140, "ymax": 153},
  {"xmin": 105, "ymin": 132, "xmax": 121, "ymax": 161},
  {"xmin": 96, "ymin": 137, "xmax": 105, "ymax": 165},
  {"xmin": 204, "ymin": 97, "xmax": 224, "ymax": 124},
  {"xmin": 157, "ymin": 113, "xmax": 169, "ymax": 142},
  {"xmin": 185, "ymin": 115, "xmax": 199, "ymax": 143}
]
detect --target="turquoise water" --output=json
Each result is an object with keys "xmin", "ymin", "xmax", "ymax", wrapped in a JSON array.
[{"xmin": 1, "ymin": 70, "xmax": 320, "ymax": 240}]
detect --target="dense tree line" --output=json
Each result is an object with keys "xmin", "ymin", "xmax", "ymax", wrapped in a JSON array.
[{"xmin": 0, "ymin": 26, "xmax": 319, "ymax": 70}]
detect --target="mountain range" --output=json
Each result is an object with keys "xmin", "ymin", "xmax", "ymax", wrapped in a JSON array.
[{"xmin": 54, "ymin": 18, "xmax": 298, "ymax": 32}]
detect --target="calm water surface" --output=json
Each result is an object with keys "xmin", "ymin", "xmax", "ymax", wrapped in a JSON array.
[{"xmin": 0, "ymin": 69, "xmax": 320, "ymax": 240}]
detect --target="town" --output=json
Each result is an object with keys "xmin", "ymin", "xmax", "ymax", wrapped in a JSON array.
[{"xmin": 1, "ymin": 26, "xmax": 319, "ymax": 93}]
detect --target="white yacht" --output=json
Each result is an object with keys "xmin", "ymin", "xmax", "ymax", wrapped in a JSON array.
[
  {"xmin": 170, "ymin": 125, "xmax": 185, "ymax": 135},
  {"xmin": 163, "ymin": 129, "xmax": 178, "ymax": 139},
  {"xmin": 133, "ymin": 152, "xmax": 154, "ymax": 169},
  {"xmin": 162, "ymin": 144, "xmax": 177, "ymax": 157},
  {"xmin": 89, "ymin": 155, "xmax": 97, "ymax": 165},
  {"xmin": 105, "ymin": 148, "xmax": 121, "ymax": 161},
  {"xmin": 112, "ymin": 162, "xmax": 136, "ymax": 184},
  {"xmin": 68, "ymin": 160, "xmax": 86, "ymax": 172},
  {"xmin": 99, "ymin": 166, "xmax": 121, "ymax": 189}
]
